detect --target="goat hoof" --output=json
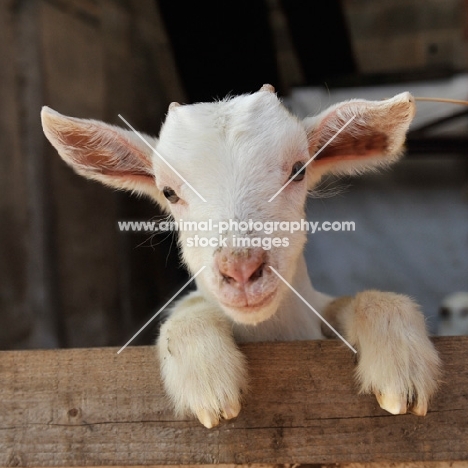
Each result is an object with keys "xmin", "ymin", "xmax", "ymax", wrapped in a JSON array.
[
  {"xmin": 376, "ymin": 393, "xmax": 407, "ymax": 415},
  {"xmin": 196, "ymin": 408, "xmax": 219, "ymax": 429},
  {"xmin": 221, "ymin": 401, "xmax": 241, "ymax": 420},
  {"xmin": 409, "ymin": 400, "xmax": 428, "ymax": 416}
]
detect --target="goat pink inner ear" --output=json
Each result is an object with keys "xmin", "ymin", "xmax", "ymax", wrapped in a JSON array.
[
  {"xmin": 58, "ymin": 130, "xmax": 113, "ymax": 169},
  {"xmin": 58, "ymin": 127, "xmax": 154, "ymax": 174},
  {"xmin": 311, "ymin": 131, "xmax": 389, "ymax": 163}
]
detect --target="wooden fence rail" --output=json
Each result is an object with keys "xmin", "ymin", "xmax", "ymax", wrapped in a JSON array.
[{"xmin": 1, "ymin": 337, "xmax": 468, "ymax": 467}]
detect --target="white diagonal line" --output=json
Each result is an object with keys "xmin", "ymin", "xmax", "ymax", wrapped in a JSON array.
[
  {"xmin": 269, "ymin": 266, "xmax": 357, "ymax": 354},
  {"xmin": 268, "ymin": 115, "xmax": 356, "ymax": 202},
  {"xmin": 117, "ymin": 266, "xmax": 206, "ymax": 354},
  {"xmin": 118, "ymin": 114, "xmax": 207, "ymax": 203}
]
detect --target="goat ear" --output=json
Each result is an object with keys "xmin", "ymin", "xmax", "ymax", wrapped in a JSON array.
[
  {"xmin": 303, "ymin": 92, "xmax": 416, "ymax": 187},
  {"xmin": 41, "ymin": 107, "xmax": 165, "ymax": 205}
]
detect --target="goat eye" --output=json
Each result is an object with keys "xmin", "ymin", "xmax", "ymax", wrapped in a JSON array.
[
  {"xmin": 163, "ymin": 186, "xmax": 180, "ymax": 203},
  {"xmin": 289, "ymin": 161, "xmax": 306, "ymax": 182}
]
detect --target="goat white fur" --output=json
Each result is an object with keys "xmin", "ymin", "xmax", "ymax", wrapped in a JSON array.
[{"xmin": 41, "ymin": 85, "xmax": 441, "ymax": 428}]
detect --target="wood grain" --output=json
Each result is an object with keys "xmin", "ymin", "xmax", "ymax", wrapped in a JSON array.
[{"xmin": 0, "ymin": 337, "xmax": 467, "ymax": 466}]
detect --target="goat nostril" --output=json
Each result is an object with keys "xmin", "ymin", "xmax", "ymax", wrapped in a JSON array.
[
  {"xmin": 249, "ymin": 262, "xmax": 265, "ymax": 282},
  {"xmin": 217, "ymin": 252, "xmax": 267, "ymax": 286},
  {"xmin": 221, "ymin": 273, "xmax": 233, "ymax": 284}
]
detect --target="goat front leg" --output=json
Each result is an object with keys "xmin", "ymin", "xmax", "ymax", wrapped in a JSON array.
[
  {"xmin": 322, "ymin": 291, "xmax": 441, "ymax": 416},
  {"xmin": 158, "ymin": 291, "xmax": 248, "ymax": 428}
]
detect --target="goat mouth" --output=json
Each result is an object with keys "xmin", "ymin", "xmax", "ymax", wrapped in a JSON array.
[{"xmin": 221, "ymin": 291, "xmax": 276, "ymax": 311}]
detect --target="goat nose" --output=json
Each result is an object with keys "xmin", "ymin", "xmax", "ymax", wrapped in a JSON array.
[{"xmin": 217, "ymin": 250, "xmax": 265, "ymax": 286}]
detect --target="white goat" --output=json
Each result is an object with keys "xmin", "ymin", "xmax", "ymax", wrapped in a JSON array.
[{"xmin": 41, "ymin": 85, "xmax": 441, "ymax": 428}]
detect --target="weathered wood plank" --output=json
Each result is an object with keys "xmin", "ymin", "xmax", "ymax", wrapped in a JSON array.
[{"xmin": 0, "ymin": 337, "xmax": 467, "ymax": 466}]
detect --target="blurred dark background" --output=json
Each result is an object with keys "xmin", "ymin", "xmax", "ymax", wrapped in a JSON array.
[{"xmin": 1, "ymin": 0, "xmax": 467, "ymax": 350}]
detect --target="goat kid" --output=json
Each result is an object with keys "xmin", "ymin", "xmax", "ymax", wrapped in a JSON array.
[{"xmin": 41, "ymin": 85, "xmax": 441, "ymax": 428}]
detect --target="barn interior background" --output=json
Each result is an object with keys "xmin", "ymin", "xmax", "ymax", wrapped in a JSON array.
[{"xmin": 0, "ymin": 0, "xmax": 467, "ymax": 350}]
